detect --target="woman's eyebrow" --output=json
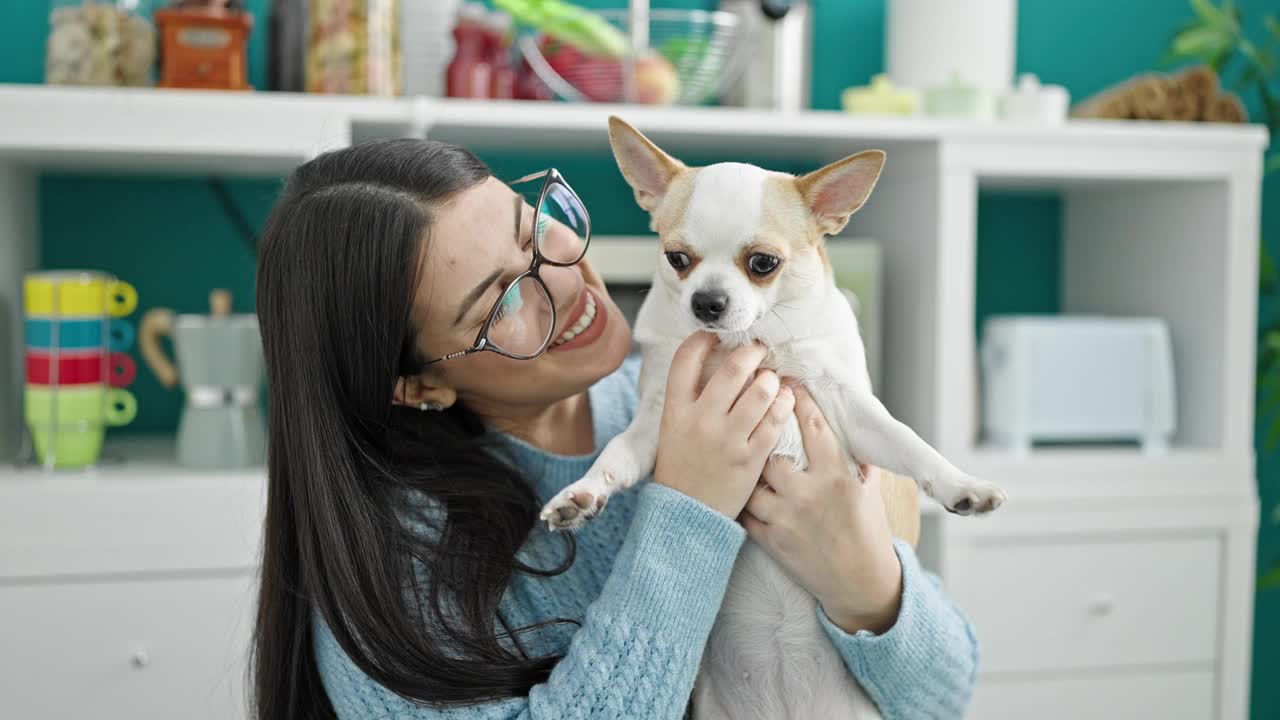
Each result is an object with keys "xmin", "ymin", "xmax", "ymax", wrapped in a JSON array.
[
  {"xmin": 455, "ymin": 269, "xmax": 502, "ymax": 326},
  {"xmin": 454, "ymin": 198, "xmax": 523, "ymax": 327}
]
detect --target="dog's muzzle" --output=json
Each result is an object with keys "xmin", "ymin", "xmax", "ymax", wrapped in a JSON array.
[{"xmin": 691, "ymin": 290, "xmax": 729, "ymax": 323}]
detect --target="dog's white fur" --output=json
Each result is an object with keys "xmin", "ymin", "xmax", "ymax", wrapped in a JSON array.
[{"xmin": 539, "ymin": 118, "xmax": 1004, "ymax": 719}]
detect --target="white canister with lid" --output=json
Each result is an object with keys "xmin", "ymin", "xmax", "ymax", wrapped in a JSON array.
[
  {"xmin": 400, "ymin": 0, "xmax": 461, "ymax": 96},
  {"xmin": 886, "ymin": 0, "xmax": 1017, "ymax": 93}
]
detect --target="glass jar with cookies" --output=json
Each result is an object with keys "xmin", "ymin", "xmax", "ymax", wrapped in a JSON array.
[
  {"xmin": 45, "ymin": 0, "xmax": 157, "ymax": 86},
  {"xmin": 305, "ymin": 0, "xmax": 400, "ymax": 95}
]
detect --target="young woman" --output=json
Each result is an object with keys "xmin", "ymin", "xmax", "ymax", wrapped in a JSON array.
[{"xmin": 251, "ymin": 139, "xmax": 978, "ymax": 720}]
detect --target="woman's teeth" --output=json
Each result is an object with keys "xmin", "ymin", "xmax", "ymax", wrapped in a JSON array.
[{"xmin": 552, "ymin": 293, "xmax": 597, "ymax": 347}]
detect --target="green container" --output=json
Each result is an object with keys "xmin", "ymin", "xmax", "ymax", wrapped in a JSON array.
[
  {"xmin": 29, "ymin": 424, "xmax": 106, "ymax": 469},
  {"xmin": 25, "ymin": 385, "xmax": 137, "ymax": 427},
  {"xmin": 24, "ymin": 385, "xmax": 136, "ymax": 468}
]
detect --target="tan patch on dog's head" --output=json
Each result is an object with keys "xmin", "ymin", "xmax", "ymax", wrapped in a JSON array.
[
  {"xmin": 734, "ymin": 174, "xmax": 831, "ymax": 282},
  {"xmin": 650, "ymin": 170, "xmax": 696, "ymax": 235}
]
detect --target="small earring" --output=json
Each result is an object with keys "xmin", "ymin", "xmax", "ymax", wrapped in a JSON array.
[{"xmin": 419, "ymin": 401, "xmax": 444, "ymax": 412}]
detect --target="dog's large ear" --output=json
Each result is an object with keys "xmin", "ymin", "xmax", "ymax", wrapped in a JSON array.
[
  {"xmin": 795, "ymin": 150, "xmax": 885, "ymax": 236},
  {"xmin": 608, "ymin": 116, "xmax": 685, "ymax": 212}
]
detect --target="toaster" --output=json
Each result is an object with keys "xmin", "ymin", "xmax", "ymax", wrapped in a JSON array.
[{"xmin": 979, "ymin": 316, "xmax": 1176, "ymax": 452}]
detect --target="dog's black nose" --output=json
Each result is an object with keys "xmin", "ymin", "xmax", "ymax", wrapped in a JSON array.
[{"xmin": 691, "ymin": 290, "xmax": 729, "ymax": 322}]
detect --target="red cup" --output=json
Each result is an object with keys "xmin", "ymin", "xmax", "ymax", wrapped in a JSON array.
[{"xmin": 25, "ymin": 350, "xmax": 137, "ymax": 388}]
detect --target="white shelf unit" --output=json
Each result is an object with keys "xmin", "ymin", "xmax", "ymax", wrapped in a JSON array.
[{"xmin": 0, "ymin": 85, "xmax": 1269, "ymax": 719}]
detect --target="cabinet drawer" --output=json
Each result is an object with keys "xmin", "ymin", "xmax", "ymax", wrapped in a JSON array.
[
  {"xmin": 955, "ymin": 535, "xmax": 1220, "ymax": 673},
  {"xmin": 970, "ymin": 670, "xmax": 1215, "ymax": 720},
  {"xmin": 0, "ymin": 475, "xmax": 264, "ymax": 579},
  {"xmin": 0, "ymin": 573, "xmax": 255, "ymax": 720}
]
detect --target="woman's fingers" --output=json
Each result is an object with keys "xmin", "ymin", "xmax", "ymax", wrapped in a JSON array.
[
  {"xmin": 699, "ymin": 342, "xmax": 769, "ymax": 413},
  {"xmin": 728, "ymin": 369, "xmax": 781, "ymax": 434},
  {"xmin": 743, "ymin": 482, "xmax": 781, "ymax": 524},
  {"xmin": 740, "ymin": 509, "xmax": 769, "ymax": 541},
  {"xmin": 748, "ymin": 384, "xmax": 795, "ymax": 454},
  {"xmin": 760, "ymin": 453, "xmax": 801, "ymax": 495},
  {"xmin": 665, "ymin": 331, "xmax": 718, "ymax": 404},
  {"xmin": 794, "ymin": 385, "xmax": 844, "ymax": 471}
]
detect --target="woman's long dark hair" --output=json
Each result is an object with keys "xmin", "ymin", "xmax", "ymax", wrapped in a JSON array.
[{"xmin": 252, "ymin": 139, "xmax": 575, "ymax": 719}]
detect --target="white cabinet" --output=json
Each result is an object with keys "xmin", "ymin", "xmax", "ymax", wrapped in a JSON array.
[
  {"xmin": 0, "ymin": 574, "xmax": 256, "ymax": 720},
  {"xmin": 0, "ymin": 447, "xmax": 265, "ymax": 720},
  {"xmin": 959, "ymin": 535, "xmax": 1220, "ymax": 673},
  {"xmin": 937, "ymin": 498, "xmax": 1257, "ymax": 720},
  {"xmin": 972, "ymin": 671, "xmax": 1216, "ymax": 720}
]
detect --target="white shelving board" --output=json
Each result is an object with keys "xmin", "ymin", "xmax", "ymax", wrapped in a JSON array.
[
  {"xmin": 1, "ymin": 86, "xmax": 1263, "ymax": 174},
  {"xmin": 0, "ymin": 84, "xmax": 415, "ymax": 175},
  {"xmin": 0, "ymin": 84, "xmax": 1269, "ymax": 501}
]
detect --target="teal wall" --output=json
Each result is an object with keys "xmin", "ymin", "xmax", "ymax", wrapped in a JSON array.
[{"xmin": 2, "ymin": 0, "xmax": 1276, "ymax": 716}]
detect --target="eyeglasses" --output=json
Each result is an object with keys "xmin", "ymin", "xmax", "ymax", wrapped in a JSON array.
[{"xmin": 424, "ymin": 168, "xmax": 591, "ymax": 365}]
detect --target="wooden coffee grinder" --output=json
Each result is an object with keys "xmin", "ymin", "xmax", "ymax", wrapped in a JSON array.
[{"xmin": 156, "ymin": 0, "xmax": 254, "ymax": 90}]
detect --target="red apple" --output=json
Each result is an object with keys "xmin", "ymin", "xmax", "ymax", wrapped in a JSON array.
[{"xmin": 633, "ymin": 51, "xmax": 680, "ymax": 105}]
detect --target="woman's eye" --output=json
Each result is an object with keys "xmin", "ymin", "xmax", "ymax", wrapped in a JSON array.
[
  {"xmin": 493, "ymin": 283, "xmax": 523, "ymax": 324},
  {"xmin": 748, "ymin": 253, "xmax": 781, "ymax": 275},
  {"xmin": 665, "ymin": 251, "xmax": 691, "ymax": 270},
  {"xmin": 535, "ymin": 213, "xmax": 550, "ymax": 245}
]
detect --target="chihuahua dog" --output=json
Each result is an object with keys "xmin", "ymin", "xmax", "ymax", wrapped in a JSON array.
[{"xmin": 540, "ymin": 117, "xmax": 1004, "ymax": 719}]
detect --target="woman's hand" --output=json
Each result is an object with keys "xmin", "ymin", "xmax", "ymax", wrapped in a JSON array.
[
  {"xmin": 741, "ymin": 385, "xmax": 904, "ymax": 634},
  {"xmin": 653, "ymin": 332, "xmax": 796, "ymax": 519}
]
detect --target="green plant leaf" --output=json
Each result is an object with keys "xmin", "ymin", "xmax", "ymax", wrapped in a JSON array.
[
  {"xmin": 1239, "ymin": 39, "xmax": 1274, "ymax": 74},
  {"xmin": 1262, "ymin": 564, "xmax": 1280, "ymax": 591},
  {"xmin": 1191, "ymin": 0, "xmax": 1224, "ymax": 24},
  {"xmin": 1268, "ymin": 154, "xmax": 1280, "ymax": 175},
  {"xmin": 1263, "ymin": 246, "xmax": 1278, "ymax": 290},
  {"xmin": 1264, "ymin": 412, "xmax": 1280, "ymax": 451},
  {"xmin": 1266, "ymin": 332, "xmax": 1280, "ymax": 354},
  {"xmin": 1266, "ymin": 15, "xmax": 1280, "ymax": 41},
  {"xmin": 1171, "ymin": 24, "xmax": 1234, "ymax": 59},
  {"xmin": 1257, "ymin": 388, "xmax": 1280, "ymax": 427},
  {"xmin": 1223, "ymin": 0, "xmax": 1241, "ymax": 25},
  {"xmin": 1260, "ymin": 353, "xmax": 1280, "ymax": 379},
  {"xmin": 1254, "ymin": 356, "xmax": 1274, "ymax": 384}
]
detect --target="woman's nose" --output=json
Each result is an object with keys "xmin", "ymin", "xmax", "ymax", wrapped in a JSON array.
[{"xmin": 540, "ymin": 264, "xmax": 583, "ymax": 309}]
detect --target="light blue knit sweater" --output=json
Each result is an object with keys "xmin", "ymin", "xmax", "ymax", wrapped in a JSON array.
[{"xmin": 315, "ymin": 358, "xmax": 979, "ymax": 719}]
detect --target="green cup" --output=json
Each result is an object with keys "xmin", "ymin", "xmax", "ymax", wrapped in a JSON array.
[
  {"xmin": 25, "ymin": 386, "xmax": 137, "ymax": 427},
  {"xmin": 24, "ymin": 386, "xmax": 136, "ymax": 468},
  {"xmin": 29, "ymin": 424, "xmax": 106, "ymax": 469}
]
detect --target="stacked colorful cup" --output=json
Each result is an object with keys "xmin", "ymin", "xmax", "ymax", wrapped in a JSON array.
[{"xmin": 23, "ymin": 271, "xmax": 139, "ymax": 469}]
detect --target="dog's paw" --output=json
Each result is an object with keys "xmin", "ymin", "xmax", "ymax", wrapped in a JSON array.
[
  {"xmin": 928, "ymin": 474, "xmax": 1006, "ymax": 516},
  {"xmin": 539, "ymin": 476, "xmax": 612, "ymax": 531}
]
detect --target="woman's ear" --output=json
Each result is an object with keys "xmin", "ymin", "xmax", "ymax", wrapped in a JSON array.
[{"xmin": 393, "ymin": 374, "xmax": 457, "ymax": 411}]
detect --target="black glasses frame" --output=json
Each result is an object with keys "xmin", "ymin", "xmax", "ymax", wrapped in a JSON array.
[{"xmin": 423, "ymin": 168, "xmax": 591, "ymax": 365}]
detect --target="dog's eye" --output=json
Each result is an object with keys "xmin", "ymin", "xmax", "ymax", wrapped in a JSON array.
[
  {"xmin": 665, "ymin": 251, "xmax": 691, "ymax": 270},
  {"xmin": 748, "ymin": 253, "xmax": 781, "ymax": 275}
]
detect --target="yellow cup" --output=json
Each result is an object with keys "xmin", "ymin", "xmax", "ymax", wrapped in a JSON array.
[{"xmin": 24, "ymin": 271, "xmax": 138, "ymax": 318}]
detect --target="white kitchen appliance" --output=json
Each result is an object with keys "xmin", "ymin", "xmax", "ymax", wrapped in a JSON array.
[
  {"xmin": 980, "ymin": 316, "xmax": 1176, "ymax": 452},
  {"xmin": 719, "ymin": 0, "xmax": 811, "ymax": 111}
]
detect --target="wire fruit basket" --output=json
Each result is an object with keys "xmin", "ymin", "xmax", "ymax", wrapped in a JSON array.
[{"xmin": 519, "ymin": 8, "xmax": 747, "ymax": 105}]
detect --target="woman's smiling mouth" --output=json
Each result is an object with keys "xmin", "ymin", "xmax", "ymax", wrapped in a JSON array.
[{"xmin": 549, "ymin": 286, "xmax": 607, "ymax": 352}]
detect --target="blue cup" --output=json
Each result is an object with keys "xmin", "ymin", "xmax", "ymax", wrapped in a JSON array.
[{"xmin": 25, "ymin": 317, "xmax": 135, "ymax": 352}]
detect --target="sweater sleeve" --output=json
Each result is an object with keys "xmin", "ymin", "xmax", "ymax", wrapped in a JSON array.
[
  {"xmin": 315, "ymin": 482, "xmax": 746, "ymax": 720},
  {"xmin": 816, "ymin": 539, "xmax": 979, "ymax": 720}
]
